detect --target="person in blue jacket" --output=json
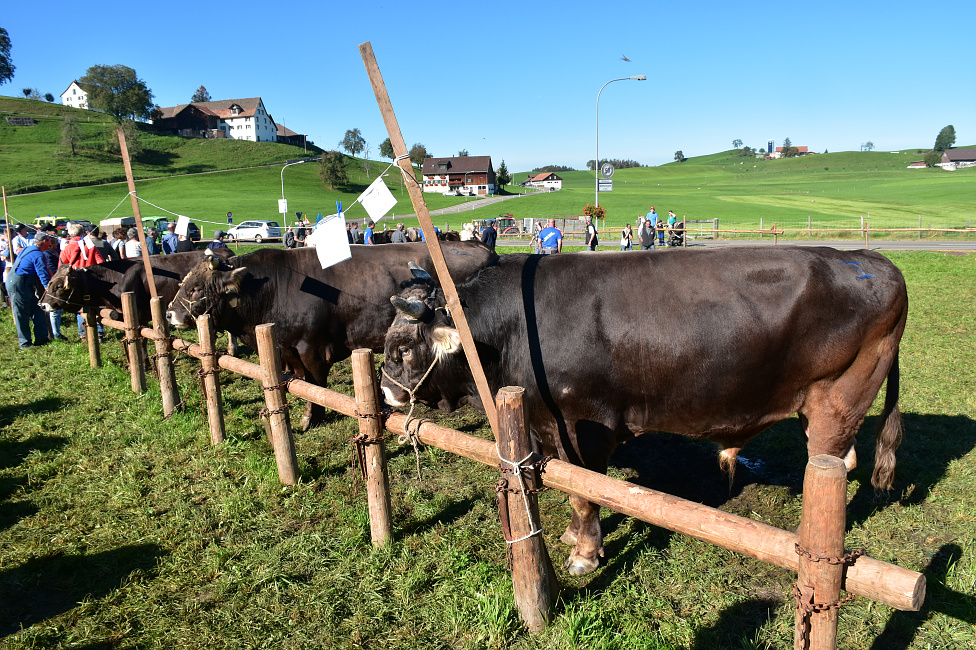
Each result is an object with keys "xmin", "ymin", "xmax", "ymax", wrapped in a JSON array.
[{"xmin": 6, "ymin": 232, "xmax": 56, "ymax": 348}]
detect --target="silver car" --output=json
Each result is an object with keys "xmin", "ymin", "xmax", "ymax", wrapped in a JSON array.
[{"xmin": 226, "ymin": 220, "xmax": 282, "ymax": 243}]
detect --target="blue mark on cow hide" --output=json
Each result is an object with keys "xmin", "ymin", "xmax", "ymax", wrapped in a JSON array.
[
  {"xmin": 837, "ymin": 260, "xmax": 875, "ymax": 280},
  {"xmin": 447, "ymin": 247, "xmax": 471, "ymax": 256}
]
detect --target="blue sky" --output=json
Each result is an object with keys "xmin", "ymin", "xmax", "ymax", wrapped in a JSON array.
[{"xmin": 3, "ymin": 0, "xmax": 972, "ymax": 172}]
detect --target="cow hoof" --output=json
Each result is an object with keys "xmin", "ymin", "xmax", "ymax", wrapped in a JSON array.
[
  {"xmin": 300, "ymin": 414, "xmax": 314, "ymax": 432},
  {"xmin": 564, "ymin": 553, "xmax": 600, "ymax": 576},
  {"xmin": 559, "ymin": 529, "xmax": 578, "ymax": 546}
]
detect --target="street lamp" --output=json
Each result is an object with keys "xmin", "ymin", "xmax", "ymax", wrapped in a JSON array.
[
  {"xmin": 595, "ymin": 75, "xmax": 646, "ymax": 210},
  {"xmin": 280, "ymin": 160, "xmax": 305, "ymax": 222}
]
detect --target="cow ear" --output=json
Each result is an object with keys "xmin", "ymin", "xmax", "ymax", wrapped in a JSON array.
[
  {"xmin": 228, "ymin": 295, "xmax": 239, "ymax": 308},
  {"xmin": 407, "ymin": 261, "xmax": 433, "ymax": 282},
  {"xmin": 432, "ymin": 326, "xmax": 462, "ymax": 354},
  {"xmin": 228, "ymin": 267, "xmax": 248, "ymax": 284}
]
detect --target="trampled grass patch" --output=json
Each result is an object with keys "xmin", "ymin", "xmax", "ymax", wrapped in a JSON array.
[{"xmin": 1, "ymin": 249, "xmax": 974, "ymax": 648}]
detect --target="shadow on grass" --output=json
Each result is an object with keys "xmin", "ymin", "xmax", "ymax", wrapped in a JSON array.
[
  {"xmin": 0, "ymin": 432, "xmax": 68, "ymax": 471},
  {"xmin": 0, "ymin": 543, "xmax": 164, "ymax": 637},
  {"xmin": 869, "ymin": 543, "xmax": 975, "ymax": 649},
  {"xmin": 690, "ymin": 598, "xmax": 780, "ymax": 650},
  {"xmin": 0, "ymin": 398, "xmax": 72, "ymax": 432}
]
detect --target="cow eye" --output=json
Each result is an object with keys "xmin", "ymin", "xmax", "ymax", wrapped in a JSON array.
[{"xmin": 398, "ymin": 346, "xmax": 413, "ymax": 360}]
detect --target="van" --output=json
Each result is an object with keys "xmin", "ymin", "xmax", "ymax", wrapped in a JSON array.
[{"xmin": 100, "ymin": 217, "xmax": 136, "ymax": 232}]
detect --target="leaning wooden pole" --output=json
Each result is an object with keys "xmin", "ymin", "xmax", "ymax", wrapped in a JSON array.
[
  {"xmin": 794, "ymin": 455, "xmax": 848, "ymax": 650},
  {"xmin": 117, "ymin": 126, "xmax": 159, "ymax": 300},
  {"xmin": 255, "ymin": 324, "xmax": 299, "ymax": 485},
  {"xmin": 352, "ymin": 349, "xmax": 393, "ymax": 546},
  {"xmin": 121, "ymin": 292, "xmax": 146, "ymax": 393},
  {"xmin": 2, "ymin": 186, "xmax": 12, "ymax": 267},
  {"xmin": 84, "ymin": 307, "xmax": 101, "ymax": 368},
  {"xmin": 496, "ymin": 386, "xmax": 557, "ymax": 632},
  {"xmin": 359, "ymin": 41, "xmax": 499, "ymax": 436},
  {"xmin": 197, "ymin": 314, "xmax": 225, "ymax": 445}
]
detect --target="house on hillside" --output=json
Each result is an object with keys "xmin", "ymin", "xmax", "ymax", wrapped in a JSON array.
[
  {"xmin": 152, "ymin": 97, "xmax": 279, "ymax": 142},
  {"xmin": 939, "ymin": 148, "xmax": 976, "ymax": 171},
  {"xmin": 276, "ymin": 123, "xmax": 308, "ymax": 147},
  {"xmin": 421, "ymin": 156, "xmax": 496, "ymax": 195},
  {"xmin": 60, "ymin": 81, "xmax": 90, "ymax": 110},
  {"xmin": 524, "ymin": 172, "xmax": 562, "ymax": 191},
  {"xmin": 770, "ymin": 146, "xmax": 810, "ymax": 159}
]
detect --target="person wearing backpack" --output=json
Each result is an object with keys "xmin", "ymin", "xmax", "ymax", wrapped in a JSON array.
[{"xmin": 585, "ymin": 216, "xmax": 599, "ymax": 251}]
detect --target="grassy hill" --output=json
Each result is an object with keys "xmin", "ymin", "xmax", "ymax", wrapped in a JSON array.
[
  {"xmin": 0, "ymin": 96, "xmax": 319, "ymax": 194},
  {"xmin": 3, "ymin": 94, "xmax": 974, "ymax": 239}
]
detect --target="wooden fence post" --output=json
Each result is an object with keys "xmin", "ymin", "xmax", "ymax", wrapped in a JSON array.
[
  {"xmin": 121, "ymin": 292, "xmax": 145, "ymax": 393},
  {"xmin": 255, "ymin": 323, "xmax": 299, "ymax": 485},
  {"xmin": 84, "ymin": 307, "xmax": 101, "ymax": 368},
  {"xmin": 495, "ymin": 386, "xmax": 557, "ymax": 632},
  {"xmin": 794, "ymin": 455, "xmax": 848, "ymax": 650},
  {"xmin": 864, "ymin": 222, "xmax": 870, "ymax": 249},
  {"xmin": 150, "ymin": 297, "xmax": 180, "ymax": 418},
  {"xmin": 351, "ymin": 349, "xmax": 393, "ymax": 546},
  {"xmin": 196, "ymin": 314, "xmax": 225, "ymax": 445}
]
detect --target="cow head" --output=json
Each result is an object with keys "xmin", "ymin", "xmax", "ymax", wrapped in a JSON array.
[
  {"xmin": 40, "ymin": 265, "xmax": 87, "ymax": 313},
  {"xmin": 165, "ymin": 251, "xmax": 248, "ymax": 329},
  {"xmin": 380, "ymin": 264, "xmax": 472, "ymax": 411}
]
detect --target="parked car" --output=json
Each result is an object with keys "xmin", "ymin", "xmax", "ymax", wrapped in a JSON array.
[
  {"xmin": 225, "ymin": 220, "xmax": 282, "ymax": 243},
  {"xmin": 143, "ymin": 216, "xmax": 201, "ymax": 241}
]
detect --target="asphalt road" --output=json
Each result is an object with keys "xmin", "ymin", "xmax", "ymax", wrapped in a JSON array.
[{"xmin": 498, "ymin": 237, "xmax": 976, "ymax": 252}]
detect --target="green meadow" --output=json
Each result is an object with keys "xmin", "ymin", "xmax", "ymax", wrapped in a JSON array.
[{"xmin": 3, "ymin": 95, "xmax": 974, "ymax": 241}]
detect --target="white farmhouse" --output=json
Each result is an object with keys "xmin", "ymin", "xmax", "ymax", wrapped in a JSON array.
[
  {"xmin": 421, "ymin": 156, "xmax": 496, "ymax": 195},
  {"xmin": 154, "ymin": 97, "xmax": 278, "ymax": 142},
  {"xmin": 524, "ymin": 172, "xmax": 563, "ymax": 191},
  {"xmin": 60, "ymin": 81, "xmax": 90, "ymax": 110}
]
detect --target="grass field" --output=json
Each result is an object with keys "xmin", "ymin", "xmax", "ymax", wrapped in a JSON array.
[
  {"xmin": 0, "ymin": 249, "xmax": 974, "ymax": 648},
  {"xmin": 3, "ymin": 95, "xmax": 975, "ymax": 243}
]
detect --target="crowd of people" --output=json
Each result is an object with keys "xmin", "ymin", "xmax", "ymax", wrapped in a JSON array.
[{"xmin": 1, "ymin": 220, "xmax": 209, "ymax": 349}]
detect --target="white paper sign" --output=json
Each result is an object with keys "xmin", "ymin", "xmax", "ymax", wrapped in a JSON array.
[
  {"xmin": 278, "ymin": 199, "xmax": 288, "ymax": 214},
  {"xmin": 358, "ymin": 176, "xmax": 398, "ymax": 222},
  {"xmin": 306, "ymin": 214, "xmax": 351, "ymax": 270},
  {"xmin": 175, "ymin": 215, "xmax": 190, "ymax": 236}
]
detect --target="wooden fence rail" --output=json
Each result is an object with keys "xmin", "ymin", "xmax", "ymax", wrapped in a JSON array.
[{"xmin": 89, "ymin": 304, "xmax": 924, "ymax": 647}]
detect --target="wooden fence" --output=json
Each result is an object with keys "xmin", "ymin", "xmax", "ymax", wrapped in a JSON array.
[{"xmin": 82, "ymin": 293, "xmax": 925, "ymax": 648}]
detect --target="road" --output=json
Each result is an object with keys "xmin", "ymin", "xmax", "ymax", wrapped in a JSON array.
[{"xmin": 497, "ymin": 237, "xmax": 976, "ymax": 252}]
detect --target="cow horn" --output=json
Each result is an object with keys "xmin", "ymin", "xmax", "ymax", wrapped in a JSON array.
[
  {"xmin": 391, "ymin": 296, "xmax": 428, "ymax": 320},
  {"xmin": 208, "ymin": 256, "xmax": 221, "ymax": 270},
  {"xmin": 407, "ymin": 262, "xmax": 433, "ymax": 282},
  {"xmin": 204, "ymin": 248, "xmax": 214, "ymax": 257},
  {"xmin": 64, "ymin": 275, "xmax": 70, "ymax": 291}
]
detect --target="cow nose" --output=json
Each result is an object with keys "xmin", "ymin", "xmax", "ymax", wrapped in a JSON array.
[
  {"xmin": 40, "ymin": 303, "xmax": 52, "ymax": 313},
  {"xmin": 165, "ymin": 310, "xmax": 179, "ymax": 325}
]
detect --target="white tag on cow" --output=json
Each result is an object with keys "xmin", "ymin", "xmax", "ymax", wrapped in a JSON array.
[
  {"xmin": 358, "ymin": 176, "xmax": 397, "ymax": 222},
  {"xmin": 175, "ymin": 215, "xmax": 190, "ymax": 236},
  {"xmin": 309, "ymin": 213, "xmax": 351, "ymax": 270}
]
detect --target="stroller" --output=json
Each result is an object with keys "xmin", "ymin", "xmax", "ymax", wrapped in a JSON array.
[{"xmin": 668, "ymin": 221, "xmax": 685, "ymax": 248}]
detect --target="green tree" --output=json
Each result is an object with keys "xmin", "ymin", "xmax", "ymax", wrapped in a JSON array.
[
  {"xmin": 732, "ymin": 139, "xmax": 743, "ymax": 149},
  {"xmin": 21, "ymin": 87, "xmax": 31, "ymax": 98},
  {"xmin": 408, "ymin": 142, "xmax": 429, "ymax": 167},
  {"xmin": 340, "ymin": 128, "xmax": 365, "ymax": 157},
  {"xmin": 190, "ymin": 85, "xmax": 211, "ymax": 103},
  {"xmin": 923, "ymin": 150, "xmax": 943, "ymax": 167},
  {"xmin": 78, "ymin": 64, "xmax": 154, "ymax": 122},
  {"xmin": 458, "ymin": 149, "xmax": 468, "ymax": 157},
  {"xmin": 104, "ymin": 119, "xmax": 143, "ymax": 160},
  {"xmin": 0, "ymin": 27, "xmax": 14, "ymax": 86},
  {"xmin": 674, "ymin": 150, "xmax": 686, "ymax": 163},
  {"xmin": 495, "ymin": 159, "xmax": 511, "ymax": 189},
  {"xmin": 782, "ymin": 137, "xmax": 792, "ymax": 149},
  {"xmin": 61, "ymin": 113, "xmax": 82, "ymax": 155},
  {"xmin": 934, "ymin": 125, "xmax": 956, "ymax": 151},
  {"xmin": 863, "ymin": 141, "xmax": 875, "ymax": 151},
  {"xmin": 318, "ymin": 150, "xmax": 348, "ymax": 190},
  {"xmin": 379, "ymin": 137, "xmax": 394, "ymax": 159},
  {"xmin": 44, "ymin": 92, "xmax": 54, "ymax": 102}
]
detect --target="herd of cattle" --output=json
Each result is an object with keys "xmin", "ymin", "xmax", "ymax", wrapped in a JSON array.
[{"xmin": 39, "ymin": 241, "xmax": 909, "ymax": 575}]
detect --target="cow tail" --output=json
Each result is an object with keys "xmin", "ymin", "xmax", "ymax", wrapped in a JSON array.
[{"xmin": 871, "ymin": 351, "xmax": 903, "ymax": 491}]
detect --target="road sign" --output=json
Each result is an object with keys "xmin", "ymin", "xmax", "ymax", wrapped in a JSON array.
[
  {"xmin": 598, "ymin": 179, "xmax": 613, "ymax": 192},
  {"xmin": 601, "ymin": 163, "xmax": 615, "ymax": 179}
]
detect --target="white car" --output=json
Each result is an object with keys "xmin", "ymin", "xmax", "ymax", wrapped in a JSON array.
[{"xmin": 226, "ymin": 220, "xmax": 282, "ymax": 243}]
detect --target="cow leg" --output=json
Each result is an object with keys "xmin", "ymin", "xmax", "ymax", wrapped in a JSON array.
[
  {"xmin": 564, "ymin": 495, "xmax": 604, "ymax": 576},
  {"xmin": 226, "ymin": 334, "xmax": 239, "ymax": 357},
  {"xmin": 297, "ymin": 350, "xmax": 334, "ymax": 432}
]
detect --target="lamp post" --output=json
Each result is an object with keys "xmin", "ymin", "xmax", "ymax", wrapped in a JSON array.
[
  {"xmin": 595, "ymin": 75, "xmax": 646, "ymax": 210},
  {"xmin": 280, "ymin": 160, "xmax": 305, "ymax": 222}
]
